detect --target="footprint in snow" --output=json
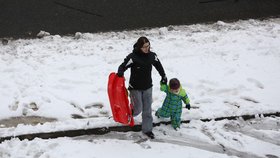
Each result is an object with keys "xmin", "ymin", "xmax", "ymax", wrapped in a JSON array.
[{"xmin": 247, "ymin": 78, "xmax": 264, "ymax": 89}]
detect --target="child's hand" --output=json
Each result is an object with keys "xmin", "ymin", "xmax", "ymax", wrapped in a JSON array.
[{"xmin": 185, "ymin": 104, "xmax": 191, "ymax": 110}]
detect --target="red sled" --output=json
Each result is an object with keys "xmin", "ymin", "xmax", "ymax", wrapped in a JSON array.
[{"xmin": 107, "ymin": 72, "xmax": 134, "ymax": 126}]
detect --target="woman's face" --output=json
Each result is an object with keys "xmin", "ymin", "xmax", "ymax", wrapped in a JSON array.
[{"xmin": 140, "ymin": 42, "xmax": 150, "ymax": 53}]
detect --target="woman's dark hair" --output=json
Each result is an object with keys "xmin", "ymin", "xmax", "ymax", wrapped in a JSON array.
[{"xmin": 133, "ymin": 36, "xmax": 150, "ymax": 51}]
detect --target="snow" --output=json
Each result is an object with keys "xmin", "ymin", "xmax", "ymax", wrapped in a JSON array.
[
  {"xmin": 0, "ymin": 18, "xmax": 280, "ymax": 157},
  {"xmin": 0, "ymin": 137, "xmax": 232, "ymax": 158}
]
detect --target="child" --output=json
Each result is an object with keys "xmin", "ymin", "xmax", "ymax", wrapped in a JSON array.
[{"xmin": 155, "ymin": 78, "xmax": 190, "ymax": 130}]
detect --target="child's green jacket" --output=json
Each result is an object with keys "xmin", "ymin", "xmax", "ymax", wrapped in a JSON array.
[
  {"xmin": 160, "ymin": 83, "xmax": 190, "ymax": 112},
  {"xmin": 157, "ymin": 83, "xmax": 190, "ymax": 129}
]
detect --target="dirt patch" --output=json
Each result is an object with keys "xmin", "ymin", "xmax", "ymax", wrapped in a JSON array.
[{"xmin": 0, "ymin": 116, "xmax": 57, "ymax": 128}]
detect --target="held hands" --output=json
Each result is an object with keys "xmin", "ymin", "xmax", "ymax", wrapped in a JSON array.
[
  {"xmin": 160, "ymin": 76, "xmax": 167, "ymax": 84},
  {"xmin": 185, "ymin": 104, "xmax": 191, "ymax": 110}
]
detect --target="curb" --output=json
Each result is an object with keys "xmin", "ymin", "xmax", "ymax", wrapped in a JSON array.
[{"xmin": 0, "ymin": 112, "xmax": 279, "ymax": 143}]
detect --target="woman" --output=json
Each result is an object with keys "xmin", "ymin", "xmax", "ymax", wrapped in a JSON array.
[{"xmin": 117, "ymin": 36, "xmax": 167, "ymax": 139}]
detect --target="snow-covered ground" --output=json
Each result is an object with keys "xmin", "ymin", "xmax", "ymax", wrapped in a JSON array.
[
  {"xmin": 1, "ymin": 117, "xmax": 280, "ymax": 158},
  {"xmin": 0, "ymin": 18, "xmax": 280, "ymax": 157}
]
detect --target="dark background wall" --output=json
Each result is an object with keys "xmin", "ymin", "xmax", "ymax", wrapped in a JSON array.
[{"xmin": 0, "ymin": 0, "xmax": 280, "ymax": 38}]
